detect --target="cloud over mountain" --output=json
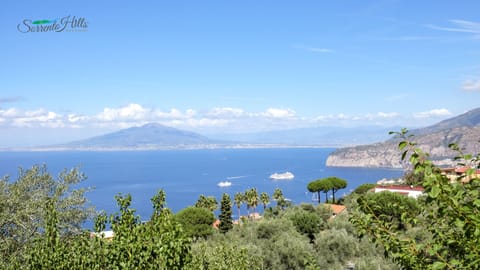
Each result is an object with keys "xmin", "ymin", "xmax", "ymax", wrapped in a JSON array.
[{"xmin": 0, "ymin": 103, "xmax": 463, "ymax": 135}]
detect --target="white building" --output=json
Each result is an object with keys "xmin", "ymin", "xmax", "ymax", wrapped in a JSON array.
[{"xmin": 374, "ymin": 185, "xmax": 424, "ymax": 199}]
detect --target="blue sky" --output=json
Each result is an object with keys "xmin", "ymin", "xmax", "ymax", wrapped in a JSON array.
[{"xmin": 1, "ymin": 1, "xmax": 480, "ymax": 146}]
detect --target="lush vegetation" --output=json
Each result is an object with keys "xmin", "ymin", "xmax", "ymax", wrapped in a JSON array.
[
  {"xmin": 350, "ymin": 129, "xmax": 480, "ymax": 269},
  {"xmin": 2, "ymin": 130, "xmax": 479, "ymax": 269}
]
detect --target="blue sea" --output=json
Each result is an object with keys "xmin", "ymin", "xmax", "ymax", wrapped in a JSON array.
[{"xmin": 0, "ymin": 148, "xmax": 402, "ymax": 225}]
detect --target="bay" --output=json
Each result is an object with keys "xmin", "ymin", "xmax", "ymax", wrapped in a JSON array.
[{"xmin": 0, "ymin": 148, "xmax": 402, "ymax": 224}]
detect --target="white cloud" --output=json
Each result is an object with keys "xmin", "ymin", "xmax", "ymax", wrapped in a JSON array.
[
  {"xmin": 377, "ymin": 112, "xmax": 399, "ymax": 118},
  {"xmin": 207, "ymin": 107, "xmax": 245, "ymax": 118},
  {"xmin": 0, "ymin": 108, "xmax": 20, "ymax": 117},
  {"xmin": 413, "ymin": 108, "xmax": 452, "ymax": 119},
  {"xmin": 0, "ymin": 103, "xmax": 455, "ymax": 135},
  {"xmin": 426, "ymin": 19, "xmax": 480, "ymax": 38},
  {"xmin": 315, "ymin": 113, "xmax": 350, "ymax": 121},
  {"xmin": 154, "ymin": 108, "xmax": 195, "ymax": 119},
  {"xmin": 68, "ymin": 114, "xmax": 88, "ymax": 123},
  {"xmin": 261, "ymin": 108, "xmax": 296, "ymax": 118},
  {"xmin": 316, "ymin": 112, "xmax": 399, "ymax": 122},
  {"xmin": 3, "ymin": 108, "xmax": 65, "ymax": 128},
  {"xmin": 462, "ymin": 79, "xmax": 480, "ymax": 91},
  {"xmin": 97, "ymin": 103, "xmax": 147, "ymax": 121}
]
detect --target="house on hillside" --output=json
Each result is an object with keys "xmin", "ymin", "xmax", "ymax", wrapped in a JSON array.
[
  {"xmin": 324, "ymin": 204, "xmax": 347, "ymax": 220},
  {"xmin": 441, "ymin": 167, "xmax": 480, "ymax": 183},
  {"xmin": 374, "ymin": 185, "xmax": 424, "ymax": 199}
]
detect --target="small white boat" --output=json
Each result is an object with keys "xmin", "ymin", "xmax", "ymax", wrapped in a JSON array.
[
  {"xmin": 269, "ymin": 171, "xmax": 294, "ymax": 180},
  {"xmin": 217, "ymin": 181, "xmax": 232, "ymax": 187}
]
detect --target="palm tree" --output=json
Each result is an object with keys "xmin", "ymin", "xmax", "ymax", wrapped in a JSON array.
[
  {"xmin": 244, "ymin": 190, "xmax": 251, "ymax": 216},
  {"xmin": 260, "ymin": 192, "xmax": 270, "ymax": 210},
  {"xmin": 234, "ymin": 192, "xmax": 244, "ymax": 220},
  {"xmin": 195, "ymin": 195, "xmax": 218, "ymax": 212},
  {"xmin": 245, "ymin": 188, "xmax": 259, "ymax": 217},
  {"xmin": 272, "ymin": 187, "xmax": 286, "ymax": 208},
  {"xmin": 249, "ymin": 188, "xmax": 259, "ymax": 215},
  {"xmin": 272, "ymin": 188, "xmax": 283, "ymax": 202}
]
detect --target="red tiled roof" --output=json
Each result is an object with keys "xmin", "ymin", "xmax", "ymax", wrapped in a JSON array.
[
  {"xmin": 325, "ymin": 204, "xmax": 347, "ymax": 215},
  {"xmin": 441, "ymin": 167, "xmax": 480, "ymax": 174}
]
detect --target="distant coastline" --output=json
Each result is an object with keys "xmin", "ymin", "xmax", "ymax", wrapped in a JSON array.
[{"xmin": 0, "ymin": 144, "xmax": 339, "ymax": 152}]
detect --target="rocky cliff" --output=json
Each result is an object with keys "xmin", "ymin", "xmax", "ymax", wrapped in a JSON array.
[{"xmin": 326, "ymin": 108, "xmax": 480, "ymax": 168}]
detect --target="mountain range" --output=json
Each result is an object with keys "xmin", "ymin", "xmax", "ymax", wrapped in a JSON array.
[
  {"xmin": 53, "ymin": 123, "xmax": 227, "ymax": 150},
  {"xmin": 326, "ymin": 108, "xmax": 480, "ymax": 168},
  {"xmin": 24, "ymin": 123, "xmax": 399, "ymax": 151}
]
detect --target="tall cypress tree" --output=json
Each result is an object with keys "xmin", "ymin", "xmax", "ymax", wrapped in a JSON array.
[{"xmin": 219, "ymin": 193, "xmax": 233, "ymax": 233}]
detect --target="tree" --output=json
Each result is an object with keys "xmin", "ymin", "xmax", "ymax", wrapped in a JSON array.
[
  {"xmin": 245, "ymin": 188, "xmax": 259, "ymax": 216},
  {"xmin": 0, "ymin": 165, "xmax": 93, "ymax": 266},
  {"xmin": 357, "ymin": 191, "xmax": 420, "ymax": 230},
  {"xmin": 272, "ymin": 187, "xmax": 284, "ymax": 202},
  {"xmin": 150, "ymin": 189, "xmax": 167, "ymax": 218},
  {"xmin": 272, "ymin": 188, "xmax": 289, "ymax": 209},
  {"xmin": 350, "ymin": 129, "xmax": 480, "ymax": 269},
  {"xmin": 219, "ymin": 193, "xmax": 233, "ymax": 233},
  {"xmin": 175, "ymin": 206, "xmax": 215, "ymax": 239},
  {"xmin": 307, "ymin": 180, "xmax": 322, "ymax": 203},
  {"xmin": 328, "ymin": 177, "xmax": 347, "ymax": 204},
  {"xmin": 289, "ymin": 209, "xmax": 322, "ymax": 242},
  {"xmin": 234, "ymin": 192, "xmax": 245, "ymax": 220},
  {"xmin": 317, "ymin": 178, "xmax": 333, "ymax": 203},
  {"xmin": 25, "ymin": 189, "xmax": 192, "ymax": 269},
  {"xmin": 195, "ymin": 195, "xmax": 218, "ymax": 212},
  {"xmin": 110, "ymin": 193, "xmax": 139, "ymax": 239},
  {"xmin": 260, "ymin": 192, "xmax": 270, "ymax": 210}
]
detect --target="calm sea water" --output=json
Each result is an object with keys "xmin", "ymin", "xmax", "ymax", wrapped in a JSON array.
[{"xmin": 0, "ymin": 148, "xmax": 402, "ymax": 224}]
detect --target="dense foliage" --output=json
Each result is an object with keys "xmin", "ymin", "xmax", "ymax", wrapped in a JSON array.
[
  {"xmin": 0, "ymin": 165, "xmax": 94, "ymax": 268},
  {"xmin": 357, "ymin": 191, "xmax": 420, "ymax": 230},
  {"xmin": 175, "ymin": 206, "xmax": 215, "ymax": 239},
  {"xmin": 350, "ymin": 129, "xmax": 480, "ymax": 269},
  {"xmin": 8, "ymin": 188, "xmax": 191, "ymax": 269}
]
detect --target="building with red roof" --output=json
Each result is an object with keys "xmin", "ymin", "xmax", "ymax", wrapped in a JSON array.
[{"xmin": 374, "ymin": 185, "xmax": 424, "ymax": 199}]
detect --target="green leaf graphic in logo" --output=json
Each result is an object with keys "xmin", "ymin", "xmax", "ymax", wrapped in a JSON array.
[{"xmin": 32, "ymin": 20, "xmax": 54, "ymax": 25}]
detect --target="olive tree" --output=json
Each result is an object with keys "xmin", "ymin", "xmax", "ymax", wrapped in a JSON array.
[
  {"xmin": 175, "ymin": 206, "xmax": 215, "ymax": 239},
  {"xmin": 0, "ymin": 165, "xmax": 94, "ymax": 267}
]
